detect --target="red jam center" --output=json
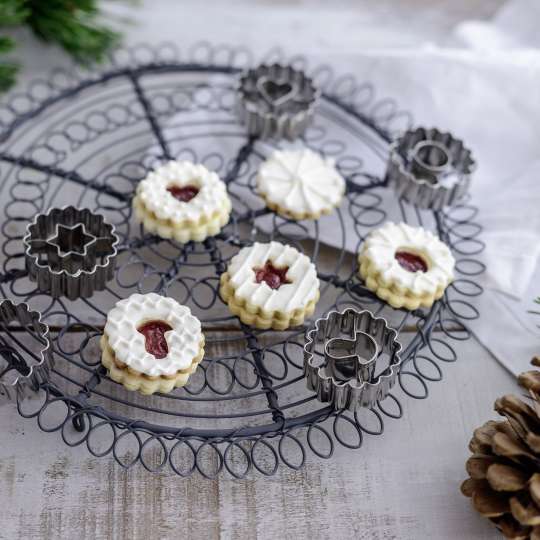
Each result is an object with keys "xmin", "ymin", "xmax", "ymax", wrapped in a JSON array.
[
  {"xmin": 137, "ymin": 320, "xmax": 173, "ymax": 360},
  {"xmin": 254, "ymin": 261, "xmax": 290, "ymax": 290},
  {"xmin": 395, "ymin": 251, "xmax": 428, "ymax": 273},
  {"xmin": 167, "ymin": 185, "xmax": 199, "ymax": 203}
]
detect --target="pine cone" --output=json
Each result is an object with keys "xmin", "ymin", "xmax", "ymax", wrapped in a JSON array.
[{"xmin": 462, "ymin": 357, "xmax": 540, "ymax": 539}]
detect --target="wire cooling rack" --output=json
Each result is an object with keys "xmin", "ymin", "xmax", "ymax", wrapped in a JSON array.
[{"xmin": 0, "ymin": 43, "xmax": 484, "ymax": 478}]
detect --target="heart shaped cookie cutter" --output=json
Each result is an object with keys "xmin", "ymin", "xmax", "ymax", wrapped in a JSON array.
[
  {"xmin": 304, "ymin": 308, "xmax": 403, "ymax": 410},
  {"xmin": 237, "ymin": 63, "xmax": 320, "ymax": 140}
]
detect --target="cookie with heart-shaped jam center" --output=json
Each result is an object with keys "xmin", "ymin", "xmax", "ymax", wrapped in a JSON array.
[{"xmin": 133, "ymin": 160, "xmax": 231, "ymax": 244}]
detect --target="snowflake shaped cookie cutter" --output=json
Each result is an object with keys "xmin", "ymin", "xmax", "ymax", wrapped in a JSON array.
[
  {"xmin": 0, "ymin": 300, "xmax": 54, "ymax": 405},
  {"xmin": 23, "ymin": 206, "xmax": 119, "ymax": 300},
  {"xmin": 304, "ymin": 308, "xmax": 403, "ymax": 410},
  {"xmin": 387, "ymin": 126, "xmax": 476, "ymax": 210},
  {"xmin": 237, "ymin": 63, "xmax": 320, "ymax": 140}
]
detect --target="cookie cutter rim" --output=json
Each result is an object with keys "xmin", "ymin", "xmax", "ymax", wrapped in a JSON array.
[
  {"xmin": 0, "ymin": 299, "xmax": 53, "ymax": 405},
  {"xmin": 387, "ymin": 126, "xmax": 476, "ymax": 210},
  {"xmin": 23, "ymin": 205, "xmax": 120, "ymax": 300},
  {"xmin": 236, "ymin": 62, "xmax": 321, "ymax": 140},
  {"xmin": 303, "ymin": 308, "xmax": 403, "ymax": 411}
]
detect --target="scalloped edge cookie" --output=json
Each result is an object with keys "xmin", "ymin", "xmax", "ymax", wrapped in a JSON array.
[
  {"xmin": 132, "ymin": 160, "xmax": 232, "ymax": 243},
  {"xmin": 358, "ymin": 222, "xmax": 455, "ymax": 310},
  {"xmin": 133, "ymin": 195, "xmax": 231, "ymax": 243},
  {"xmin": 218, "ymin": 241, "xmax": 320, "ymax": 330},
  {"xmin": 220, "ymin": 271, "xmax": 320, "ymax": 330},
  {"xmin": 100, "ymin": 333, "xmax": 205, "ymax": 395},
  {"xmin": 256, "ymin": 149, "xmax": 345, "ymax": 221}
]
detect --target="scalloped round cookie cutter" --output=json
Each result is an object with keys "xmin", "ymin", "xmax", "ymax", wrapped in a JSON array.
[
  {"xmin": 387, "ymin": 126, "xmax": 476, "ymax": 210},
  {"xmin": 0, "ymin": 300, "xmax": 53, "ymax": 405},
  {"xmin": 236, "ymin": 63, "xmax": 320, "ymax": 140},
  {"xmin": 304, "ymin": 308, "xmax": 403, "ymax": 411},
  {"xmin": 23, "ymin": 206, "xmax": 119, "ymax": 300}
]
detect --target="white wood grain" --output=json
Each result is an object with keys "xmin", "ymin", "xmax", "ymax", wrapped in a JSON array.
[
  {"xmin": 0, "ymin": 1, "xmax": 514, "ymax": 539},
  {"xmin": 0, "ymin": 335, "xmax": 516, "ymax": 540}
]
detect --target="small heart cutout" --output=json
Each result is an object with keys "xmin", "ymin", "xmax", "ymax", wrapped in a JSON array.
[{"xmin": 256, "ymin": 77, "xmax": 298, "ymax": 108}]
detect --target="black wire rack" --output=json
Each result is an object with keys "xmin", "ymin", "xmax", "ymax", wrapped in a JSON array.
[{"xmin": 0, "ymin": 43, "xmax": 485, "ymax": 478}]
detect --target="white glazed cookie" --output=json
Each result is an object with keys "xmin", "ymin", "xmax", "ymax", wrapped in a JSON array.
[
  {"xmin": 257, "ymin": 148, "xmax": 345, "ymax": 220},
  {"xmin": 100, "ymin": 292, "xmax": 205, "ymax": 395},
  {"xmin": 358, "ymin": 222, "xmax": 455, "ymax": 310},
  {"xmin": 133, "ymin": 160, "xmax": 232, "ymax": 243},
  {"xmin": 220, "ymin": 241, "xmax": 320, "ymax": 330}
]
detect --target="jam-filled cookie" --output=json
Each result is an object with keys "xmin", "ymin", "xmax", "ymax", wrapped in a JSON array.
[
  {"xmin": 100, "ymin": 293, "xmax": 204, "ymax": 395},
  {"xmin": 133, "ymin": 160, "xmax": 232, "ymax": 243},
  {"xmin": 358, "ymin": 222, "xmax": 455, "ymax": 310},
  {"xmin": 220, "ymin": 241, "xmax": 320, "ymax": 330},
  {"xmin": 257, "ymin": 148, "xmax": 345, "ymax": 220}
]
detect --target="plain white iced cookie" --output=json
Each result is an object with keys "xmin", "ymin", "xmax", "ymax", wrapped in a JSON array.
[
  {"xmin": 225, "ymin": 241, "xmax": 320, "ymax": 314},
  {"xmin": 103, "ymin": 292, "xmax": 203, "ymax": 378},
  {"xmin": 257, "ymin": 148, "xmax": 345, "ymax": 220},
  {"xmin": 358, "ymin": 222, "xmax": 455, "ymax": 308}
]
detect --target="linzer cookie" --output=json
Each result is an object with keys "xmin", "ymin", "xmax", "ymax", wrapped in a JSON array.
[
  {"xmin": 220, "ymin": 241, "xmax": 320, "ymax": 330},
  {"xmin": 100, "ymin": 293, "xmax": 204, "ymax": 395},
  {"xmin": 358, "ymin": 222, "xmax": 455, "ymax": 310},
  {"xmin": 257, "ymin": 148, "xmax": 345, "ymax": 220},
  {"xmin": 133, "ymin": 160, "xmax": 232, "ymax": 243}
]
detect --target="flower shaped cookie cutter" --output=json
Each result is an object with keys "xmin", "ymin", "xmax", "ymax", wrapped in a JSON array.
[
  {"xmin": 23, "ymin": 206, "xmax": 119, "ymax": 300},
  {"xmin": 237, "ymin": 63, "xmax": 320, "ymax": 140},
  {"xmin": 387, "ymin": 127, "xmax": 476, "ymax": 210},
  {"xmin": 304, "ymin": 308, "xmax": 403, "ymax": 410},
  {"xmin": 0, "ymin": 300, "xmax": 54, "ymax": 404}
]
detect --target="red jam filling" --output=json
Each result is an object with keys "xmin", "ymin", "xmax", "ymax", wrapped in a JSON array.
[
  {"xmin": 137, "ymin": 320, "xmax": 173, "ymax": 360},
  {"xmin": 395, "ymin": 251, "xmax": 428, "ymax": 273},
  {"xmin": 254, "ymin": 261, "xmax": 290, "ymax": 290},
  {"xmin": 167, "ymin": 185, "xmax": 199, "ymax": 203}
]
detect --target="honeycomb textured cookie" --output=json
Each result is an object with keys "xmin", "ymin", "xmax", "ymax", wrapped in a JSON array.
[
  {"xmin": 100, "ymin": 292, "xmax": 205, "ymax": 395},
  {"xmin": 358, "ymin": 222, "xmax": 455, "ymax": 310},
  {"xmin": 257, "ymin": 148, "xmax": 345, "ymax": 220},
  {"xmin": 220, "ymin": 241, "xmax": 320, "ymax": 330},
  {"xmin": 133, "ymin": 160, "xmax": 232, "ymax": 243}
]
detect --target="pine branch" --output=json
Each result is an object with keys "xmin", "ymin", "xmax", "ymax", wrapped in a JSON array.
[
  {"xmin": 0, "ymin": 35, "xmax": 18, "ymax": 92},
  {"xmin": 27, "ymin": 0, "xmax": 120, "ymax": 64},
  {"xmin": 0, "ymin": 0, "xmax": 123, "ymax": 92},
  {"xmin": 0, "ymin": 0, "xmax": 29, "ymax": 26}
]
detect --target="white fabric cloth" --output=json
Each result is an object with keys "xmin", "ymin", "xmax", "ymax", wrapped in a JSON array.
[{"xmin": 161, "ymin": 0, "xmax": 540, "ymax": 375}]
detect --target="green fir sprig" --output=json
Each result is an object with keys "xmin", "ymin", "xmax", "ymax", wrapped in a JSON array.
[{"xmin": 0, "ymin": 0, "xmax": 122, "ymax": 92}]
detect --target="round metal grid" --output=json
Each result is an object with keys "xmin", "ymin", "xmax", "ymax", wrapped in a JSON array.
[{"xmin": 0, "ymin": 43, "xmax": 484, "ymax": 478}]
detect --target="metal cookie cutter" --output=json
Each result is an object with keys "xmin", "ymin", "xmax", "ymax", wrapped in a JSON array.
[
  {"xmin": 387, "ymin": 127, "xmax": 476, "ymax": 210},
  {"xmin": 0, "ymin": 300, "xmax": 53, "ymax": 404},
  {"xmin": 23, "ymin": 206, "xmax": 119, "ymax": 300},
  {"xmin": 237, "ymin": 63, "xmax": 320, "ymax": 140},
  {"xmin": 304, "ymin": 309, "xmax": 403, "ymax": 410}
]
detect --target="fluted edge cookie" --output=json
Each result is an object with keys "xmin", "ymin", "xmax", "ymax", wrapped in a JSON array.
[
  {"xmin": 257, "ymin": 148, "xmax": 345, "ymax": 221},
  {"xmin": 358, "ymin": 222, "xmax": 455, "ymax": 310},
  {"xmin": 100, "ymin": 292, "xmax": 205, "ymax": 395},
  {"xmin": 133, "ymin": 160, "xmax": 232, "ymax": 243},
  {"xmin": 220, "ymin": 241, "xmax": 320, "ymax": 330}
]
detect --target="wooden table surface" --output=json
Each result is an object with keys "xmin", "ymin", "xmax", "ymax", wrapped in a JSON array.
[{"xmin": 0, "ymin": 1, "xmax": 515, "ymax": 539}]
